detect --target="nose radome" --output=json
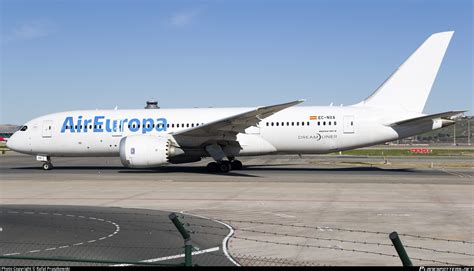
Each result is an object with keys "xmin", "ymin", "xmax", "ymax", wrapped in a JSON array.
[{"xmin": 6, "ymin": 134, "xmax": 17, "ymax": 151}]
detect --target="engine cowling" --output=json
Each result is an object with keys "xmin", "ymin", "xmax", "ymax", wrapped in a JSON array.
[{"xmin": 119, "ymin": 135, "xmax": 172, "ymax": 168}]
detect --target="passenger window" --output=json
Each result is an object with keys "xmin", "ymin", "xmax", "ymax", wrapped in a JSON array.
[
  {"xmin": 302, "ymin": 122, "xmax": 305, "ymax": 126},
  {"xmin": 271, "ymin": 122, "xmax": 274, "ymax": 126},
  {"xmin": 318, "ymin": 121, "xmax": 320, "ymax": 126},
  {"xmin": 351, "ymin": 121, "xmax": 353, "ymax": 126},
  {"xmin": 276, "ymin": 122, "xmax": 279, "ymax": 126},
  {"xmin": 296, "ymin": 122, "xmax": 299, "ymax": 126},
  {"xmin": 334, "ymin": 121, "xmax": 337, "ymax": 125},
  {"xmin": 307, "ymin": 122, "xmax": 310, "ymax": 126},
  {"xmin": 291, "ymin": 122, "xmax": 294, "ymax": 126},
  {"xmin": 323, "ymin": 121, "xmax": 326, "ymax": 125},
  {"xmin": 329, "ymin": 121, "xmax": 331, "ymax": 125},
  {"xmin": 187, "ymin": 123, "xmax": 189, "ymax": 128}
]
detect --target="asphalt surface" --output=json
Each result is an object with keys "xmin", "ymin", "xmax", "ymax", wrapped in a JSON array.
[
  {"xmin": 0, "ymin": 154, "xmax": 472, "ymax": 266},
  {"xmin": 0, "ymin": 154, "xmax": 472, "ymax": 184},
  {"xmin": 0, "ymin": 205, "xmax": 235, "ymax": 266}
]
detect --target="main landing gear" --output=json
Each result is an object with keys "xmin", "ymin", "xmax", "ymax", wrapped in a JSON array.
[
  {"xmin": 206, "ymin": 160, "xmax": 243, "ymax": 173},
  {"xmin": 37, "ymin": 155, "xmax": 53, "ymax": 170},
  {"xmin": 204, "ymin": 144, "xmax": 243, "ymax": 173}
]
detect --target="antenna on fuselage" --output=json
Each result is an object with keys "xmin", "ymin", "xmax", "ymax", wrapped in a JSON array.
[{"xmin": 145, "ymin": 100, "xmax": 160, "ymax": 109}]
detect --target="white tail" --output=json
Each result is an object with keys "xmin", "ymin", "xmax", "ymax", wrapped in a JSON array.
[{"xmin": 359, "ymin": 31, "xmax": 454, "ymax": 113}]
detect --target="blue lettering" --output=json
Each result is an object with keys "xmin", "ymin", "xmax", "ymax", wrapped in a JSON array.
[
  {"xmin": 61, "ymin": 117, "xmax": 75, "ymax": 133},
  {"xmin": 121, "ymin": 119, "xmax": 128, "ymax": 132},
  {"xmin": 61, "ymin": 116, "xmax": 169, "ymax": 134},
  {"xmin": 93, "ymin": 116, "xmax": 104, "ymax": 132},
  {"xmin": 142, "ymin": 118, "xmax": 154, "ymax": 134},
  {"xmin": 105, "ymin": 119, "xmax": 113, "ymax": 132},
  {"xmin": 112, "ymin": 120, "xmax": 119, "ymax": 133},
  {"xmin": 77, "ymin": 116, "xmax": 83, "ymax": 132},
  {"xmin": 156, "ymin": 118, "xmax": 167, "ymax": 132},
  {"xmin": 83, "ymin": 119, "xmax": 92, "ymax": 132},
  {"xmin": 129, "ymin": 119, "xmax": 140, "ymax": 132}
]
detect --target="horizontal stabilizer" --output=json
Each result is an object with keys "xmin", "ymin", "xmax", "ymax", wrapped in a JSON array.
[{"xmin": 387, "ymin": 110, "xmax": 466, "ymax": 127}]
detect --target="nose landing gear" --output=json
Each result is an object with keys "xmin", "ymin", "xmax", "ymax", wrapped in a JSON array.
[
  {"xmin": 42, "ymin": 162, "xmax": 53, "ymax": 170},
  {"xmin": 37, "ymin": 155, "xmax": 53, "ymax": 170}
]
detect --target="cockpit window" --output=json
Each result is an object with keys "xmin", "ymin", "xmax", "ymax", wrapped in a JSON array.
[{"xmin": 20, "ymin": 126, "xmax": 28, "ymax": 131}]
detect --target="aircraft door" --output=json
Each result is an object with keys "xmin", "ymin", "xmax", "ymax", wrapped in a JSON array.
[
  {"xmin": 343, "ymin": 116, "xmax": 355, "ymax": 134},
  {"xmin": 42, "ymin": 120, "xmax": 53, "ymax": 138}
]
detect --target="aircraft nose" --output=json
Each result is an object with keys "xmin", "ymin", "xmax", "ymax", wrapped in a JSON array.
[{"xmin": 6, "ymin": 134, "xmax": 18, "ymax": 151}]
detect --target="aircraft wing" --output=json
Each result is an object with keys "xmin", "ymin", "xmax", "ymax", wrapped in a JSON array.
[
  {"xmin": 387, "ymin": 110, "xmax": 466, "ymax": 127},
  {"xmin": 172, "ymin": 100, "xmax": 305, "ymax": 137}
]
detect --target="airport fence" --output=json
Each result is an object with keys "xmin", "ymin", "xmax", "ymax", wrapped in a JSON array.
[{"xmin": 1, "ymin": 207, "xmax": 472, "ymax": 266}]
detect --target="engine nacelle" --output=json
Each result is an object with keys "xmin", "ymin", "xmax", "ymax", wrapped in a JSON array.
[{"xmin": 119, "ymin": 135, "xmax": 172, "ymax": 168}]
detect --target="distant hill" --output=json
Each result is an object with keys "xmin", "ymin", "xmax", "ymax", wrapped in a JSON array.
[{"xmin": 398, "ymin": 116, "xmax": 472, "ymax": 145}]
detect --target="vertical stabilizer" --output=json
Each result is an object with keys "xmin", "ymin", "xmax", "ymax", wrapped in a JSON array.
[{"xmin": 360, "ymin": 31, "xmax": 454, "ymax": 113}]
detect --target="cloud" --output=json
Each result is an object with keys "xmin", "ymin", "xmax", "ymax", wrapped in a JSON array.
[
  {"xmin": 4, "ymin": 20, "xmax": 57, "ymax": 44},
  {"xmin": 169, "ymin": 10, "xmax": 201, "ymax": 27}
]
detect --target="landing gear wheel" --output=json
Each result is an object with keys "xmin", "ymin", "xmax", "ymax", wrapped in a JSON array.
[
  {"xmin": 218, "ymin": 161, "xmax": 231, "ymax": 173},
  {"xmin": 42, "ymin": 162, "xmax": 53, "ymax": 170},
  {"xmin": 206, "ymin": 162, "xmax": 218, "ymax": 172},
  {"xmin": 231, "ymin": 160, "xmax": 243, "ymax": 170}
]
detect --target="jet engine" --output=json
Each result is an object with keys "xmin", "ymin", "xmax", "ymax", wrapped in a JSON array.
[{"xmin": 119, "ymin": 135, "xmax": 183, "ymax": 168}]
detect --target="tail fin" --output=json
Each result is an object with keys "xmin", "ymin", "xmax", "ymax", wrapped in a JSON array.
[{"xmin": 359, "ymin": 31, "xmax": 454, "ymax": 113}]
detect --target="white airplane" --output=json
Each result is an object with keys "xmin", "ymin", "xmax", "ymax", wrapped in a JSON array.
[{"xmin": 7, "ymin": 31, "xmax": 464, "ymax": 172}]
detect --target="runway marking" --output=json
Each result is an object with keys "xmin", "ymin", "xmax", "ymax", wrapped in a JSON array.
[
  {"xmin": 0, "ymin": 210, "xmax": 121, "ymax": 257},
  {"xmin": 439, "ymin": 168, "xmax": 473, "ymax": 178},
  {"xmin": 112, "ymin": 247, "xmax": 220, "ymax": 266},
  {"xmin": 180, "ymin": 210, "xmax": 240, "ymax": 266},
  {"xmin": 3, "ymin": 253, "xmax": 20, "ymax": 256}
]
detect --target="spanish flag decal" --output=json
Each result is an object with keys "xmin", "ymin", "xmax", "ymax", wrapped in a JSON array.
[{"xmin": 309, "ymin": 116, "xmax": 317, "ymax": 120}]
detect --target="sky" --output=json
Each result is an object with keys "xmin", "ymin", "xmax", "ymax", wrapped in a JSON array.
[{"xmin": 1, "ymin": 0, "xmax": 472, "ymax": 124}]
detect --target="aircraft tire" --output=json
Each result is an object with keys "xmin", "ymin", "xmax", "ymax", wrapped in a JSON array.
[
  {"xmin": 231, "ymin": 160, "xmax": 243, "ymax": 170},
  {"xmin": 42, "ymin": 162, "xmax": 53, "ymax": 170}
]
